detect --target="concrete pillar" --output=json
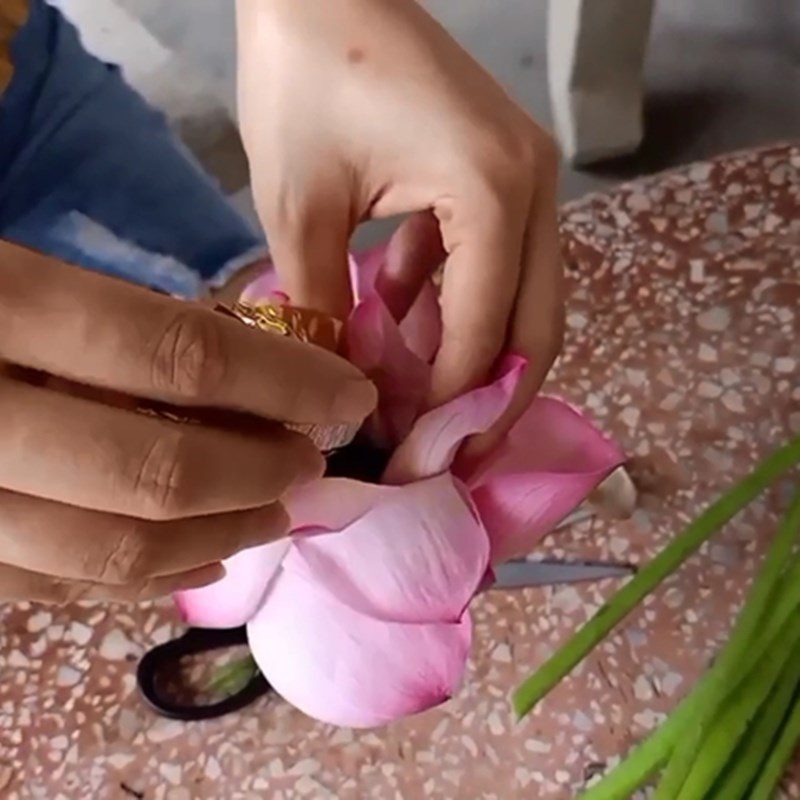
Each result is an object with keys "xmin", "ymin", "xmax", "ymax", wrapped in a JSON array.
[{"xmin": 548, "ymin": 0, "xmax": 655, "ymax": 165}]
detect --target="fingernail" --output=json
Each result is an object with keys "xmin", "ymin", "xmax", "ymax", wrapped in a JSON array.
[{"xmin": 330, "ymin": 377, "xmax": 378, "ymax": 423}]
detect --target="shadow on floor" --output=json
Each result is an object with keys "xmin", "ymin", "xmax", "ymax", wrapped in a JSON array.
[{"xmin": 585, "ymin": 88, "xmax": 745, "ymax": 183}]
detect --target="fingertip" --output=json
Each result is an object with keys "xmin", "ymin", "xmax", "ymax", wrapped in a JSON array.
[
  {"xmin": 331, "ymin": 376, "xmax": 378, "ymax": 424},
  {"xmin": 180, "ymin": 562, "xmax": 226, "ymax": 590},
  {"xmin": 428, "ymin": 335, "xmax": 501, "ymax": 410},
  {"xmin": 427, "ymin": 343, "xmax": 464, "ymax": 409},
  {"xmin": 265, "ymin": 205, "xmax": 355, "ymax": 321},
  {"xmin": 250, "ymin": 502, "xmax": 292, "ymax": 543},
  {"xmin": 279, "ymin": 341, "xmax": 376, "ymax": 425},
  {"xmin": 289, "ymin": 434, "xmax": 327, "ymax": 485},
  {"xmin": 456, "ymin": 428, "xmax": 507, "ymax": 475},
  {"xmin": 267, "ymin": 501, "xmax": 293, "ymax": 535}
]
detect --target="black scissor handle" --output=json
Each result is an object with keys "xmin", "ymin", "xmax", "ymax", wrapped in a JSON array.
[{"xmin": 137, "ymin": 627, "xmax": 271, "ymax": 721}]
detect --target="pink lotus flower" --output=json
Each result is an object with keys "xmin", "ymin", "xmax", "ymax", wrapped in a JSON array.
[{"xmin": 176, "ymin": 245, "xmax": 625, "ymax": 728}]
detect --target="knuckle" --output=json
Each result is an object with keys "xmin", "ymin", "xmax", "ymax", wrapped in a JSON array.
[
  {"xmin": 151, "ymin": 310, "xmax": 228, "ymax": 400},
  {"xmin": 57, "ymin": 579, "xmax": 93, "ymax": 606},
  {"xmin": 93, "ymin": 525, "xmax": 149, "ymax": 584},
  {"xmin": 501, "ymin": 125, "xmax": 539, "ymax": 170},
  {"xmin": 532, "ymin": 128, "xmax": 560, "ymax": 180},
  {"xmin": 458, "ymin": 168, "xmax": 517, "ymax": 229},
  {"xmin": 472, "ymin": 123, "xmax": 559, "ymax": 192},
  {"xmin": 128, "ymin": 576, "xmax": 157, "ymax": 602},
  {"xmin": 45, "ymin": 578, "xmax": 74, "ymax": 606},
  {"xmin": 466, "ymin": 159, "xmax": 527, "ymax": 216},
  {"xmin": 475, "ymin": 148, "xmax": 524, "ymax": 198},
  {"xmin": 132, "ymin": 430, "xmax": 191, "ymax": 520}
]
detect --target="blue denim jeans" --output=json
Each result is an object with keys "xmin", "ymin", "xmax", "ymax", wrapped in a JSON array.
[{"xmin": 0, "ymin": 0, "xmax": 266, "ymax": 297}]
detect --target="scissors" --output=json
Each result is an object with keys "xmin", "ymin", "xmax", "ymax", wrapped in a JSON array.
[{"xmin": 137, "ymin": 557, "xmax": 634, "ymax": 721}]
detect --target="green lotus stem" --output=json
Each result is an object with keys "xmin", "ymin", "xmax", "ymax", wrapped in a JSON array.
[
  {"xmin": 749, "ymin": 682, "xmax": 800, "ymax": 800},
  {"xmin": 578, "ymin": 454, "xmax": 800, "ymax": 800},
  {"xmin": 654, "ymin": 489, "xmax": 800, "ymax": 799},
  {"xmin": 207, "ymin": 654, "xmax": 259, "ymax": 696},
  {"xmin": 671, "ymin": 622, "xmax": 800, "ymax": 800},
  {"xmin": 707, "ymin": 642, "xmax": 800, "ymax": 800},
  {"xmin": 513, "ymin": 436, "xmax": 800, "ymax": 721},
  {"xmin": 581, "ymin": 550, "xmax": 800, "ymax": 799}
]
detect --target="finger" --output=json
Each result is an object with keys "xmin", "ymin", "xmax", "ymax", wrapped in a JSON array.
[
  {"xmin": 0, "ymin": 375, "xmax": 324, "ymax": 520},
  {"xmin": 254, "ymin": 175, "xmax": 355, "ymax": 322},
  {"xmin": 429, "ymin": 182, "xmax": 528, "ymax": 407},
  {"xmin": 375, "ymin": 211, "xmax": 445, "ymax": 322},
  {"xmin": 509, "ymin": 148, "xmax": 564, "ymax": 396},
  {"xmin": 210, "ymin": 258, "xmax": 272, "ymax": 305},
  {"xmin": 0, "ymin": 561, "xmax": 225, "ymax": 604},
  {"xmin": 461, "ymin": 146, "xmax": 564, "ymax": 462},
  {"xmin": 0, "ymin": 241, "xmax": 375, "ymax": 425},
  {"xmin": 0, "ymin": 488, "xmax": 289, "ymax": 583}
]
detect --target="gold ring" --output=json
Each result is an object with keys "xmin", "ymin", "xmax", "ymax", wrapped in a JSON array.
[{"xmin": 217, "ymin": 301, "xmax": 358, "ymax": 453}]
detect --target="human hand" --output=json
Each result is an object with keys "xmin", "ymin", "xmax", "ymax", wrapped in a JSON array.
[
  {"xmin": 237, "ymin": 0, "xmax": 563, "ymax": 457},
  {"xmin": 0, "ymin": 241, "xmax": 375, "ymax": 603}
]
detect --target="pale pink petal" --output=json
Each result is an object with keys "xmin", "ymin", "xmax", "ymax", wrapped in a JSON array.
[
  {"xmin": 347, "ymin": 294, "xmax": 430, "ymax": 447},
  {"xmin": 284, "ymin": 478, "xmax": 388, "ymax": 532},
  {"xmin": 349, "ymin": 249, "xmax": 381, "ymax": 299},
  {"xmin": 467, "ymin": 396, "xmax": 624, "ymax": 484},
  {"xmin": 284, "ymin": 474, "xmax": 489, "ymax": 623},
  {"xmin": 241, "ymin": 247, "xmax": 441, "ymax": 367},
  {"xmin": 241, "ymin": 252, "xmax": 380, "ymax": 309},
  {"xmin": 351, "ymin": 247, "xmax": 442, "ymax": 363},
  {"xmin": 383, "ymin": 357, "xmax": 525, "ymax": 485},
  {"xmin": 174, "ymin": 540, "xmax": 290, "ymax": 629},
  {"xmin": 469, "ymin": 397, "xmax": 625, "ymax": 563},
  {"xmin": 400, "ymin": 282, "xmax": 442, "ymax": 363},
  {"xmin": 247, "ymin": 571, "xmax": 471, "ymax": 727}
]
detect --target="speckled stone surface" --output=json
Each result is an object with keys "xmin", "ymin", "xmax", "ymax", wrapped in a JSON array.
[{"xmin": 1, "ymin": 143, "xmax": 798, "ymax": 799}]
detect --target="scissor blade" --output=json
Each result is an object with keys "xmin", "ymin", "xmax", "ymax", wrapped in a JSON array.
[{"xmin": 491, "ymin": 559, "xmax": 635, "ymax": 589}]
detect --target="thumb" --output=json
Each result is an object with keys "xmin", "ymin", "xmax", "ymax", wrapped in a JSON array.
[{"xmin": 256, "ymin": 182, "xmax": 355, "ymax": 321}]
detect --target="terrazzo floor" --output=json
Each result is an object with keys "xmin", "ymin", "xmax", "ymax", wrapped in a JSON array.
[{"xmin": 0, "ymin": 142, "xmax": 798, "ymax": 799}]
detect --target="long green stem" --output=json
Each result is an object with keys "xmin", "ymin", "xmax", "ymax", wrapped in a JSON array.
[
  {"xmin": 707, "ymin": 643, "xmax": 800, "ymax": 800},
  {"xmin": 513, "ymin": 436, "xmax": 800, "ymax": 720},
  {"xmin": 581, "ymin": 551, "xmax": 800, "ymax": 799},
  {"xmin": 653, "ymin": 489, "xmax": 800, "ymax": 799},
  {"xmin": 579, "ymin": 484, "xmax": 800, "ymax": 796},
  {"xmin": 670, "ymin": 624, "xmax": 800, "ymax": 800},
  {"xmin": 749, "ymin": 683, "xmax": 800, "ymax": 800}
]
